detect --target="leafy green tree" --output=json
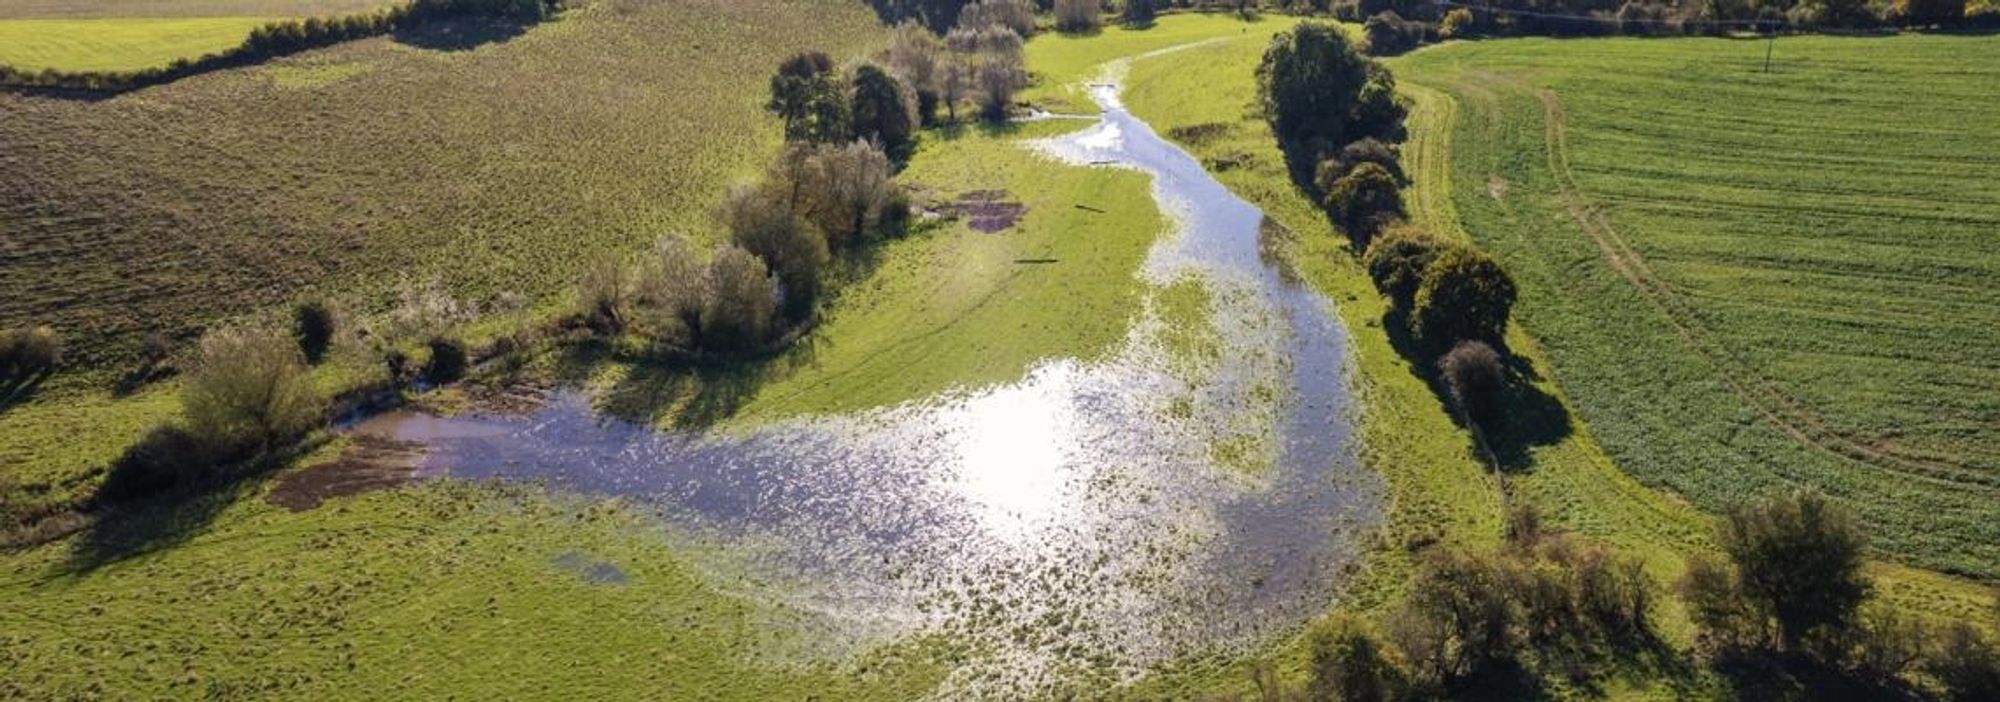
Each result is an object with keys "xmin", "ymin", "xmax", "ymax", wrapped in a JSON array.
[
  {"xmin": 720, "ymin": 179, "xmax": 829, "ymax": 321},
  {"xmin": 1257, "ymin": 22, "xmax": 1371, "ymax": 154},
  {"xmin": 1322, "ymin": 161, "xmax": 1404, "ymax": 243},
  {"xmin": 1720, "ymin": 489, "xmax": 1872, "ymax": 652},
  {"xmin": 1438, "ymin": 340, "xmax": 1505, "ymax": 426},
  {"xmin": 851, "ymin": 63, "xmax": 917, "ymax": 165},
  {"xmin": 768, "ymin": 51, "xmax": 849, "ymax": 144},
  {"xmin": 1362, "ymin": 227, "xmax": 1445, "ymax": 309},
  {"xmin": 1411, "ymin": 247, "xmax": 1517, "ymax": 348}
]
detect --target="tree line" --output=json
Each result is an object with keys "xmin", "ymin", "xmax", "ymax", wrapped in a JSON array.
[
  {"xmin": 1326, "ymin": 0, "xmax": 2000, "ymax": 57},
  {"xmin": 0, "ymin": 0, "xmax": 564, "ymax": 93}
]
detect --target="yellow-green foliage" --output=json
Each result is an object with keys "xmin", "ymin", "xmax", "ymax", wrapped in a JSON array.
[{"xmin": 0, "ymin": 17, "xmax": 277, "ymax": 72}]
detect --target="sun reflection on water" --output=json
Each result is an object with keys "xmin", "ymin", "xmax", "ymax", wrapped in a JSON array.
[{"xmin": 943, "ymin": 363, "xmax": 1079, "ymax": 539}]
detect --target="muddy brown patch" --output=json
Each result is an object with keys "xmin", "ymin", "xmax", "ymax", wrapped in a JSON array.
[
  {"xmin": 943, "ymin": 189, "xmax": 1028, "ymax": 233},
  {"xmin": 266, "ymin": 435, "xmax": 426, "ymax": 511}
]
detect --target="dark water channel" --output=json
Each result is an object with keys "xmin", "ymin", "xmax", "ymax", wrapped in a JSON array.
[{"xmin": 350, "ymin": 82, "xmax": 1381, "ymax": 693}]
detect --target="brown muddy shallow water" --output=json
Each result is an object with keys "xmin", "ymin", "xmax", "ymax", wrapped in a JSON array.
[{"xmin": 340, "ymin": 82, "xmax": 1380, "ymax": 694}]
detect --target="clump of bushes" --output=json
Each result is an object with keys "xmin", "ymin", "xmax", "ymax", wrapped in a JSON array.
[
  {"xmin": 958, "ymin": 0, "xmax": 1036, "ymax": 37},
  {"xmin": 1384, "ymin": 515, "xmax": 1655, "ymax": 692},
  {"xmin": 181, "ymin": 326, "xmax": 324, "ymax": 457},
  {"xmin": 1363, "ymin": 11, "xmax": 1433, "ymax": 57},
  {"xmin": 1121, "ymin": 0, "xmax": 1158, "ymax": 26},
  {"xmin": 1054, "ymin": 0, "xmax": 1105, "ymax": 32},
  {"xmin": 0, "ymin": 326, "xmax": 62, "ymax": 386},
  {"xmin": 423, "ymin": 337, "xmax": 468, "ymax": 384},
  {"xmin": 1361, "ymin": 227, "xmax": 1443, "ymax": 309},
  {"xmin": 699, "ymin": 246, "xmax": 781, "ymax": 354},
  {"xmin": 294, "ymin": 300, "xmax": 336, "ymax": 365},
  {"xmin": 1320, "ymin": 161, "xmax": 1405, "ymax": 246}
]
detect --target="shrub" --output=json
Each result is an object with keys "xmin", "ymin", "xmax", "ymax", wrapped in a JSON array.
[
  {"xmin": 798, "ymin": 141, "xmax": 901, "ymax": 250},
  {"xmin": 887, "ymin": 21, "xmax": 944, "ymax": 126},
  {"xmin": 1393, "ymin": 548, "xmax": 1516, "ymax": 686},
  {"xmin": 1891, "ymin": 0, "xmax": 1968, "ymax": 25},
  {"xmin": 1440, "ymin": 7, "xmax": 1475, "ymax": 37},
  {"xmin": 1411, "ymin": 247, "xmax": 1516, "ymax": 348},
  {"xmin": 1719, "ymin": 489, "xmax": 1871, "ymax": 652},
  {"xmin": 0, "ymin": 326, "xmax": 61, "ymax": 384},
  {"xmin": 1438, "ymin": 340, "xmax": 1505, "ymax": 426},
  {"xmin": 1339, "ymin": 137, "xmax": 1405, "ymax": 182},
  {"xmin": 423, "ymin": 337, "xmax": 468, "ymax": 384},
  {"xmin": 1929, "ymin": 622, "xmax": 2000, "ymax": 701},
  {"xmin": 1841, "ymin": 606, "xmax": 1927, "ymax": 679},
  {"xmin": 1322, "ymin": 161, "xmax": 1405, "ymax": 244},
  {"xmin": 974, "ymin": 44, "xmax": 1027, "ymax": 121},
  {"xmin": 1122, "ymin": 0, "xmax": 1158, "ymax": 25},
  {"xmin": 720, "ymin": 181, "xmax": 829, "ymax": 320},
  {"xmin": 1362, "ymin": 227, "xmax": 1446, "ymax": 309},
  {"xmin": 700, "ymin": 245, "xmax": 780, "ymax": 354},
  {"xmin": 1054, "ymin": 0, "xmax": 1104, "ymax": 32},
  {"xmin": 294, "ymin": 300, "xmax": 335, "ymax": 364},
  {"xmin": 1258, "ymin": 23, "xmax": 1372, "ymax": 154},
  {"xmin": 633, "ymin": 233, "xmax": 706, "ymax": 348},
  {"xmin": 181, "ymin": 326, "xmax": 322, "ymax": 456},
  {"xmin": 1363, "ymin": 11, "xmax": 1429, "ymax": 56},
  {"xmin": 1679, "ymin": 553, "xmax": 1767, "ymax": 651},
  {"xmin": 576, "ymin": 253, "xmax": 632, "ymax": 334},
  {"xmin": 851, "ymin": 64, "xmax": 918, "ymax": 166},
  {"xmin": 1307, "ymin": 614, "xmax": 1409, "ymax": 702}
]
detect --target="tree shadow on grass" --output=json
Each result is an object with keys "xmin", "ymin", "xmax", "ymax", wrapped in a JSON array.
[
  {"xmin": 1710, "ymin": 649, "xmax": 1923, "ymax": 701},
  {"xmin": 1381, "ymin": 307, "xmax": 1572, "ymax": 473},
  {"xmin": 58, "ymin": 436, "xmax": 325, "ymax": 575},
  {"xmin": 0, "ymin": 371, "xmax": 52, "ymax": 416},
  {"xmin": 391, "ymin": 18, "xmax": 530, "ymax": 52}
]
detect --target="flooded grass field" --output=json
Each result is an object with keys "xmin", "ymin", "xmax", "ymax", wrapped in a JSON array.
[{"xmin": 334, "ymin": 80, "xmax": 1381, "ymax": 692}]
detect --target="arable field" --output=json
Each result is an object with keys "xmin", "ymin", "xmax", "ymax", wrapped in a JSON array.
[
  {"xmin": 0, "ymin": 0, "xmax": 884, "ymax": 381},
  {"xmin": 1392, "ymin": 35, "xmax": 2000, "ymax": 579},
  {"xmin": 0, "ymin": 0, "xmax": 397, "ymax": 71}
]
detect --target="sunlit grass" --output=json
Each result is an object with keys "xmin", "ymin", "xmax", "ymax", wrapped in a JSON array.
[{"xmin": 0, "ymin": 17, "xmax": 275, "ymax": 71}]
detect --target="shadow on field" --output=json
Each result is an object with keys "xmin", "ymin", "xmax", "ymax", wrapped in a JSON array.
[
  {"xmin": 57, "ymin": 438, "xmax": 321, "ymax": 574},
  {"xmin": 0, "ymin": 372, "xmax": 52, "ymax": 415},
  {"xmin": 1710, "ymin": 650, "xmax": 1925, "ymax": 701},
  {"xmin": 1382, "ymin": 307, "xmax": 1572, "ymax": 472},
  {"xmin": 392, "ymin": 18, "xmax": 531, "ymax": 52}
]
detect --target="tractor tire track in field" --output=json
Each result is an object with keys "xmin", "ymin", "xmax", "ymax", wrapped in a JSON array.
[{"xmin": 1534, "ymin": 88, "xmax": 1996, "ymax": 492}]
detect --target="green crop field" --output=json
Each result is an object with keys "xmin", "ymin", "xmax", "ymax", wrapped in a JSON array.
[
  {"xmin": 1392, "ymin": 35, "xmax": 2000, "ymax": 579},
  {"xmin": 0, "ymin": 0, "xmax": 397, "ymax": 72}
]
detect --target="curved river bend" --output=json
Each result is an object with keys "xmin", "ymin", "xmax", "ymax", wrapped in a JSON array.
[{"xmin": 351, "ymin": 81, "xmax": 1380, "ymax": 693}]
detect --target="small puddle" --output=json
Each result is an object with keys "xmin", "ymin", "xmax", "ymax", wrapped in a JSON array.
[{"xmin": 347, "ymin": 81, "xmax": 1380, "ymax": 693}]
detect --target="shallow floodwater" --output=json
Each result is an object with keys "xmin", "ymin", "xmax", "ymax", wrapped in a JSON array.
[{"xmin": 352, "ymin": 82, "xmax": 1379, "ymax": 693}]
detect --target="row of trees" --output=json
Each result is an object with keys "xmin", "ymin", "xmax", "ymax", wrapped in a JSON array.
[
  {"xmin": 1259, "ymin": 22, "xmax": 1520, "ymax": 433},
  {"xmin": 1332, "ymin": 0, "xmax": 1999, "ymax": 57},
  {"xmin": 0, "ymin": 0, "xmax": 565, "ymax": 93}
]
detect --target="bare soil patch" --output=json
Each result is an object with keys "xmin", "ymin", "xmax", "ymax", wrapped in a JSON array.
[
  {"xmin": 265, "ymin": 434, "xmax": 425, "ymax": 511},
  {"xmin": 943, "ymin": 189, "xmax": 1028, "ymax": 233}
]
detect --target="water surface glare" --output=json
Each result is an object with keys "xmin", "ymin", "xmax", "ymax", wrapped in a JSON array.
[{"xmin": 353, "ymin": 82, "xmax": 1380, "ymax": 692}]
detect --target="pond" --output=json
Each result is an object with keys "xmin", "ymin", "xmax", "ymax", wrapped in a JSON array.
[{"xmin": 348, "ymin": 80, "xmax": 1380, "ymax": 693}]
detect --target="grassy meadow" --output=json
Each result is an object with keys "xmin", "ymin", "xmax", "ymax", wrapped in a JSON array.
[{"xmin": 1392, "ymin": 35, "xmax": 2000, "ymax": 579}]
